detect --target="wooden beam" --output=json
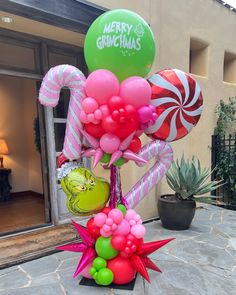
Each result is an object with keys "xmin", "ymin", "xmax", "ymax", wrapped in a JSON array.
[{"xmin": 0, "ymin": 0, "xmax": 107, "ymax": 34}]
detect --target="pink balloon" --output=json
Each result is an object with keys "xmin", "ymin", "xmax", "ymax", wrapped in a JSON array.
[
  {"xmin": 94, "ymin": 212, "xmax": 107, "ymax": 227},
  {"xmin": 137, "ymin": 106, "xmax": 153, "ymax": 123},
  {"xmin": 100, "ymin": 228, "xmax": 112, "ymax": 237},
  {"xmin": 125, "ymin": 209, "xmax": 136, "ymax": 221},
  {"xmin": 119, "ymin": 77, "xmax": 151, "ymax": 108},
  {"xmin": 82, "ymin": 97, "xmax": 99, "ymax": 114},
  {"xmin": 79, "ymin": 110, "xmax": 89, "ymax": 124},
  {"xmin": 94, "ymin": 109, "xmax": 102, "ymax": 120},
  {"xmin": 130, "ymin": 224, "xmax": 146, "ymax": 239},
  {"xmin": 108, "ymin": 209, "xmax": 123, "ymax": 224},
  {"xmin": 114, "ymin": 219, "xmax": 130, "ymax": 236},
  {"xmin": 78, "ymin": 257, "xmax": 93, "ymax": 279},
  {"xmin": 85, "ymin": 70, "xmax": 119, "ymax": 105},
  {"xmin": 100, "ymin": 133, "xmax": 121, "ymax": 154},
  {"xmin": 100, "ymin": 105, "xmax": 110, "ymax": 117}
]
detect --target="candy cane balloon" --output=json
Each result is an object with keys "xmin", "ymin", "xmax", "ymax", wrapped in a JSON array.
[
  {"xmin": 124, "ymin": 140, "xmax": 173, "ymax": 209},
  {"xmin": 145, "ymin": 69, "xmax": 203, "ymax": 142},
  {"xmin": 39, "ymin": 65, "xmax": 86, "ymax": 160}
]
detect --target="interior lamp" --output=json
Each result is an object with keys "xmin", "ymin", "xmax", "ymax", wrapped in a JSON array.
[{"xmin": 0, "ymin": 139, "xmax": 9, "ymax": 168}]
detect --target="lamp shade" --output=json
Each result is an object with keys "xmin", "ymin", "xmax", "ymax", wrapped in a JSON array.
[{"xmin": 0, "ymin": 139, "xmax": 9, "ymax": 155}]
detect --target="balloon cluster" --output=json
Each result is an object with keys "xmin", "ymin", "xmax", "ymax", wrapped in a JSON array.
[
  {"xmin": 79, "ymin": 69, "xmax": 157, "ymax": 166},
  {"xmin": 58, "ymin": 206, "xmax": 174, "ymax": 286}
]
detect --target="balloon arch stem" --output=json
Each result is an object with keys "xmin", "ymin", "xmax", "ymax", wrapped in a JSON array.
[{"xmin": 108, "ymin": 165, "xmax": 128, "ymax": 209}]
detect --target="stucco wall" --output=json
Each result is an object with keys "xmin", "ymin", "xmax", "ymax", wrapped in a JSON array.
[{"xmin": 90, "ymin": 0, "xmax": 236, "ymax": 219}]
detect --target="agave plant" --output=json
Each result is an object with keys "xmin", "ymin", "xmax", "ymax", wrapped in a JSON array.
[{"xmin": 166, "ymin": 156, "xmax": 223, "ymax": 201}]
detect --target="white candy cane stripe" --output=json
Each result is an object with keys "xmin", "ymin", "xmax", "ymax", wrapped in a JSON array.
[
  {"xmin": 39, "ymin": 64, "xmax": 86, "ymax": 160},
  {"xmin": 146, "ymin": 69, "xmax": 203, "ymax": 142},
  {"xmin": 124, "ymin": 140, "xmax": 173, "ymax": 209}
]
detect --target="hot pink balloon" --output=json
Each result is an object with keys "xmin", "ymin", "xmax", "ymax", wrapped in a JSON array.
[
  {"xmin": 108, "ymin": 209, "xmax": 123, "ymax": 224},
  {"xmin": 78, "ymin": 257, "xmax": 93, "ymax": 279},
  {"xmin": 82, "ymin": 97, "xmax": 99, "ymax": 114},
  {"xmin": 119, "ymin": 76, "xmax": 151, "ymax": 108},
  {"xmin": 114, "ymin": 219, "xmax": 130, "ymax": 236},
  {"xmin": 94, "ymin": 212, "xmax": 107, "ymax": 227},
  {"xmin": 100, "ymin": 133, "xmax": 121, "ymax": 154},
  {"xmin": 131, "ymin": 224, "xmax": 146, "ymax": 239},
  {"xmin": 85, "ymin": 69, "xmax": 119, "ymax": 105}
]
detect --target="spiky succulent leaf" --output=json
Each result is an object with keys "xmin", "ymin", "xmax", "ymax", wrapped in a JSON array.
[{"xmin": 165, "ymin": 156, "xmax": 224, "ymax": 200}]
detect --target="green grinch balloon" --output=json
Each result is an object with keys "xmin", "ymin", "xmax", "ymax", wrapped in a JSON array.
[
  {"xmin": 84, "ymin": 9, "xmax": 156, "ymax": 81},
  {"xmin": 59, "ymin": 166, "xmax": 109, "ymax": 216}
]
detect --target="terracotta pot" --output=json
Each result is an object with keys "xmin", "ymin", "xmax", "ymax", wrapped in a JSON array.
[{"xmin": 158, "ymin": 194, "xmax": 196, "ymax": 230}]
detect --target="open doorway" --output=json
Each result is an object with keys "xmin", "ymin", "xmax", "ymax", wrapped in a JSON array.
[{"xmin": 0, "ymin": 75, "xmax": 50, "ymax": 235}]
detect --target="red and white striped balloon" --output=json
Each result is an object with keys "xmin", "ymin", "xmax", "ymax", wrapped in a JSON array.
[{"xmin": 145, "ymin": 69, "xmax": 203, "ymax": 142}]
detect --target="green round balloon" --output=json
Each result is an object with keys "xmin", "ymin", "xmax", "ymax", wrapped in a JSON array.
[
  {"xmin": 114, "ymin": 158, "xmax": 125, "ymax": 167},
  {"xmin": 116, "ymin": 204, "xmax": 127, "ymax": 215},
  {"xmin": 92, "ymin": 257, "xmax": 107, "ymax": 270},
  {"xmin": 95, "ymin": 237, "xmax": 118, "ymax": 260},
  {"xmin": 89, "ymin": 267, "xmax": 96, "ymax": 276},
  {"xmin": 96, "ymin": 268, "xmax": 114, "ymax": 286},
  {"xmin": 101, "ymin": 153, "xmax": 111, "ymax": 164},
  {"xmin": 84, "ymin": 9, "xmax": 156, "ymax": 81}
]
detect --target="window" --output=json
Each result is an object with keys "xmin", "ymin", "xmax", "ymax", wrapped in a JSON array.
[
  {"xmin": 223, "ymin": 51, "xmax": 236, "ymax": 84},
  {"xmin": 189, "ymin": 38, "xmax": 209, "ymax": 77}
]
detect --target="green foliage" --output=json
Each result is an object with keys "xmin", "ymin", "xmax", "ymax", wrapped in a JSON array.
[
  {"xmin": 214, "ymin": 98, "xmax": 236, "ymax": 202},
  {"xmin": 214, "ymin": 97, "xmax": 236, "ymax": 136},
  {"xmin": 166, "ymin": 156, "xmax": 223, "ymax": 200}
]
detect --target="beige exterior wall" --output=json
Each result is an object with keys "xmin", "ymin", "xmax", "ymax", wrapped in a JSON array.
[{"xmin": 90, "ymin": 0, "xmax": 236, "ymax": 219}]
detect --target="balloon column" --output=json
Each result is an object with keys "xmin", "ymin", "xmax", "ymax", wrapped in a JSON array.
[
  {"xmin": 39, "ymin": 8, "xmax": 203, "ymax": 287},
  {"xmin": 57, "ymin": 206, "xmax": 174, "ymax": 285}
]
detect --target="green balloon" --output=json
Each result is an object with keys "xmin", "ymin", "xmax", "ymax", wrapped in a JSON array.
[
  {"xmin": 117, "ymin": 204, "xmax": 127, "ymax": 215},
  {"xmin": 92, "ymin": 257, "xmax": 107, "ymax": 270},
  {"xmin": 114, "ymin": 157, "xmax": 125, "ymax": 167},
  {"xmin": 101, "ymin": 153, "xmax": 111, "ymax": 164},
  {"xmin": 84, "ymin": 9, "xmax": 156, "ymax": 81},
  {"xmin": 95, "ymin": 237, "xmax": 118, "ymax": 260},
  {"xmin": 96, "ymin": 268, "xmax": 114, "ymax": 286},
  {"xmin": 89, "ymin": 267, "xmax": 96, "ymax": 276}
]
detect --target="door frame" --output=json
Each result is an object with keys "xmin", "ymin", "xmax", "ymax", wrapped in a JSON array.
[{"xmin": 0, "ymin": 28, "xmax": 87, "ymax": 232}]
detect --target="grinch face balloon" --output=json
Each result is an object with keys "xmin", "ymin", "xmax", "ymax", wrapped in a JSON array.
[{"xmin": 60, "ymin": 167, "xmax": 109, "ymax": 216}]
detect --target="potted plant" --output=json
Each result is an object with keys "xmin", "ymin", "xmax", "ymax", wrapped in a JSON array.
[{"xmin": 158, "ymin": 156, "xmax": 223, "ymax": 230}]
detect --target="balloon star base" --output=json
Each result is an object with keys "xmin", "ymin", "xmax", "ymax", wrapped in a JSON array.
[{"xmin": 79, "ymin": 275, "xmax": 137, "ymax": 290}]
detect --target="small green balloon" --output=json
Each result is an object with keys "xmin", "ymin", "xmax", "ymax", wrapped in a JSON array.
[
  {"xmin": 95, "ymin": 237, "xmax": 118, "ymax": 260},
  {"xmin": 96, "ymin": 268, "xmax": 114, "ymax": 286},
  {"xmin": 92, "ymin": 257, "xmax": 107, "ymax": 270},
  {"xmin": 114, "ymin": 158, "xmax": 125, "ymax": 167},
  {"xmin": 89, "ymin": 267, "xmax": 96, "ymax": 276},
  {"xmin": 101, "ymin": 153, "xmax": 111, "ymax": 164},
  {"xmin": 117, "ymin": 204, "xmax": 127, "ymax": 215},
  {"xmin": 93, "ymin": 272, "xmax": 98, "ymax": 280},
  {"xmin": 84, "ymin": 9, "xmax": 156, "ymax": 81}
]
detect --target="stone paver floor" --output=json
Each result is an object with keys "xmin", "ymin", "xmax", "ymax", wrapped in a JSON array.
[{"xmin": 0, "ymin": 204, "xmax": 236, "ymax": 295}]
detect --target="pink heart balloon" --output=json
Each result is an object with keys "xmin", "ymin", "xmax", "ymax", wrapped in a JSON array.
[{"xmin": 124, "ymin": 140, "xmax": 173, "ymax": 208}]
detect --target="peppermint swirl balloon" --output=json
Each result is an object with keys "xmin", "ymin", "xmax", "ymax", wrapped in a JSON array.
[{"xmin": 145, "ymin": 69, "xmax": 203, "ymax": 142}]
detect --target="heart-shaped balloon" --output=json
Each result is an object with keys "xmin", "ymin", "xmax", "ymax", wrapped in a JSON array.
[{"xmin": 124, "ymin": 140, "xmax": 173, "ymax": 208}]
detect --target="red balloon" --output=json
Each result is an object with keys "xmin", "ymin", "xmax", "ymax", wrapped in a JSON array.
[
  {"xmin": 102, "ymin": 207, "xmax": 112, "ymax": 215},
  {"xmin": 147, "ymin": 69, "xmax": 203, "ymax": 142},
  {"xmin": 108, "ymin": 96, "xmax": 124, "ymax": 110},
  {"xmin": 128, "ymin": 137, "xmax": 142, "ymax": 153},
  {"xmin": 84, "ymin": 123, "xmax": 105, "ymax": 138},
  {"xmin": 107, "ymin": 256, "xmax": 136, "ymax": 285},
  {"xmin": 102, "ymin": 115, "xmax": 118, "ymax": 133},
  {"xmin": 111, "ymin": 235, "xmax": 126, "ymax": 251},
  {"xmin": 115, "ymin": 119, "xmax": 139, "ymax": 139},
  {"xmin": 86, "ymin": 217, "xmax": 100, "ymax": 239}
]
